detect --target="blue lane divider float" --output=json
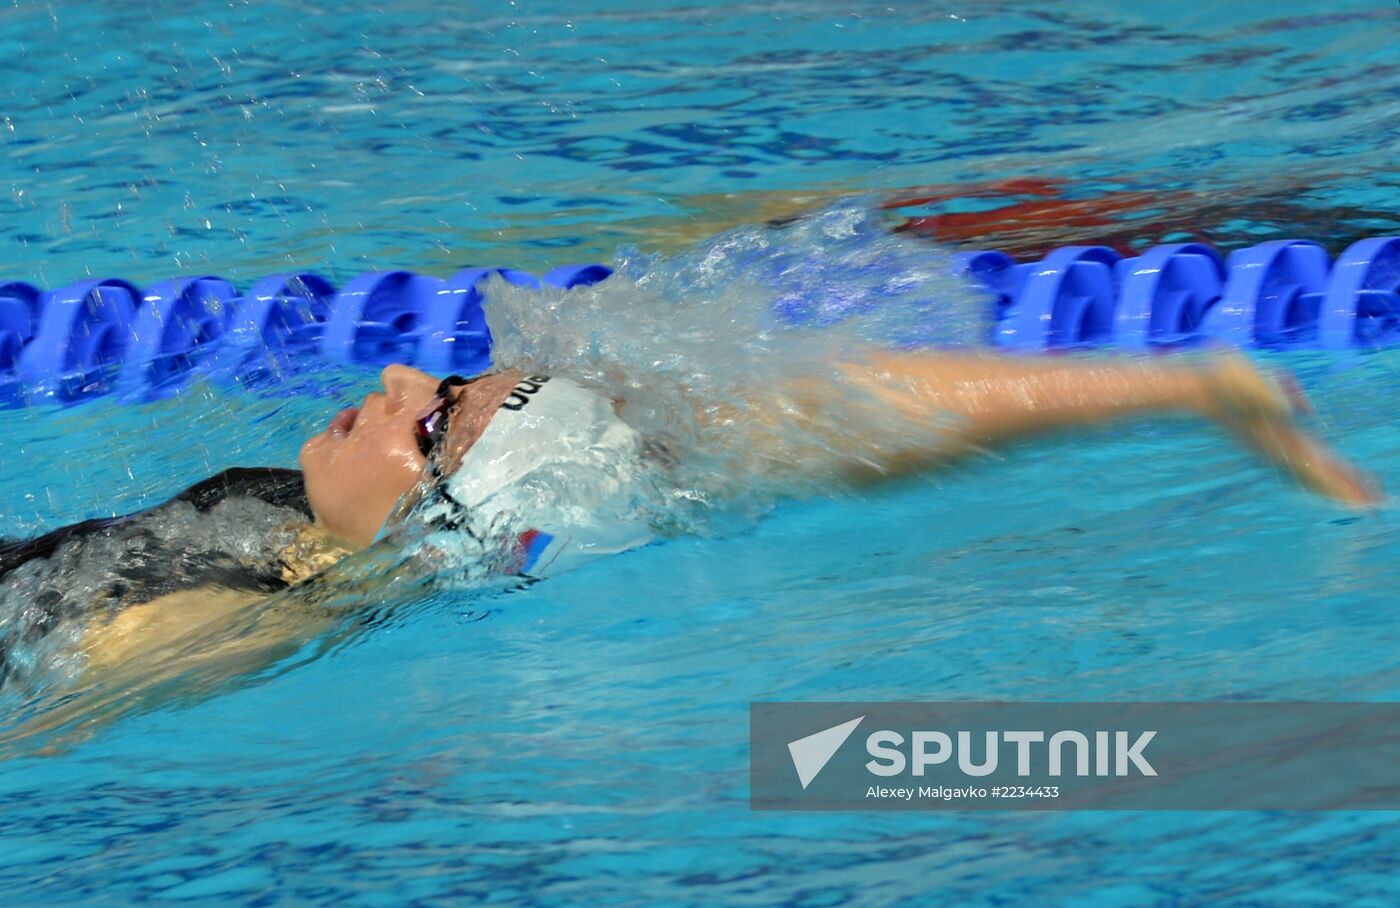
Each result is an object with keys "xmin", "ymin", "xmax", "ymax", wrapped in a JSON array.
[
  {"xmin": 980, "ymin": 235, "xmax": 1400, "ymax": 351},
  {"xmin": 1115, "ymin": 242, "xmax": 1225, "ymax": 349},
  {"xmin": 1321, "ymin": 237, "xmax": 1400, "ymax": 347},
  {"xmin": 116, "ymin": 276, "xmax": 238, "ymax": 399},
  {"xmin": 2, "ymin": 235, "xmax": 1396, "ymax": 407},
  {"xmin": 17, "ymin": 278, "xmax": 143, "ymax": 400},
  {"xmin": 208, "ymin": 272, "xmax": 338, "ymax": 380},
  {"xmin": 0, "ymin": 282, "xmax": 43, "ymax": 404}
]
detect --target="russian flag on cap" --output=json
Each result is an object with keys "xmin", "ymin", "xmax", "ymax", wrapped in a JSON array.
[{"xmin": 516, "ymin": 528, "xmax": 556, "ymax": 574}]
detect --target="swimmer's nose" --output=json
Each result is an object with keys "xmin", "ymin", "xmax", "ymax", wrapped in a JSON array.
[{"xmin": 380, "ymin": 364, "xmax": 438, "ymax": 413}]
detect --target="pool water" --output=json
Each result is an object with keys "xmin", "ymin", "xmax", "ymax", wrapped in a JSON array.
[{"xmin": 3, "ymin": 0, "xmax": 1400, "ymax": 904}]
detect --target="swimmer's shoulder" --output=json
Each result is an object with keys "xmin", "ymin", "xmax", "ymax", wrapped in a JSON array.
[
  {"xmin": 1, "ymin": 516, "xmax": 124, "ymax": 581},
  {"xmin": 172, "ymin": 467, "xmax": 312, "ymax": 517},
  {"xmin": 1, "ymin": 467, "xmax": 312, "ymax": 589}
]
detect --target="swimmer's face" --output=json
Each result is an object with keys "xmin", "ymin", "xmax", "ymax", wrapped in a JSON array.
[{"xmin": 299, "ymin": 364, "xmax": 520, "ymax": 547}]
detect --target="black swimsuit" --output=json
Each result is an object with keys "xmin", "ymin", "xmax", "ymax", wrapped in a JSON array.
[
  {"xmin": 0, "ymin": 468, "xmax": 310, "ymax": 581},
  {"xmin": 0, "ymin": 467, "xmax": 311, "ymax": 691}
]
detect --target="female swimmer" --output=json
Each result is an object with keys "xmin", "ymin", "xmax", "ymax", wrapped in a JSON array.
[{"xmin": 0, "ymin": 347, "xmax": 1383, "ymax": 690}]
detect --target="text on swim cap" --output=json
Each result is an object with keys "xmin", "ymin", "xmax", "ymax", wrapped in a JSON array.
[{"xmin": 501, "ymin": 375, "xmax": 551, "ymax": 411}]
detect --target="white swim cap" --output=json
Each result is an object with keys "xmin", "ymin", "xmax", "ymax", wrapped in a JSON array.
[{"xmin": 397, "ymin": 374, "xmax": 657, "ymax": 579}]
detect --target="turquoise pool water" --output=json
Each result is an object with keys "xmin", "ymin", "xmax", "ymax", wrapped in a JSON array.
[{"xmin": 3, "ymin": 0, "xmax": 1400, "ymax": 904}]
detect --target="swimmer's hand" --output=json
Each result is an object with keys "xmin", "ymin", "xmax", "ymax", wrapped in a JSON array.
[{"xmin": 1203, "ymin": 355, "xmax": 1385, "ymax": 508}]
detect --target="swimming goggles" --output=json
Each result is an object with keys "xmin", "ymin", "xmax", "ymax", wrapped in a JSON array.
[{"xmin": 414, "ymin": 374, "xmax": 486, "ymax": 459}]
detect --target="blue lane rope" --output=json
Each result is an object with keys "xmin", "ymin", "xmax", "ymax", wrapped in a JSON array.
[
  {"xmin": 970, "ymin": 236, "xmax": 1400, "ymax": 351},
  {"xmin": 1, "ymin": 236, "xmax": 1396, "ymax": 407},
  {"xmin": 0, "ymin": 263, "xmax": 615, "ymax": 405}
]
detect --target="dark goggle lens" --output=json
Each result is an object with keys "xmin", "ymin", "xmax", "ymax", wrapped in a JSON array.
[
  {"xmin": 414, "ymin": 400, "xmax": 450, "ymax": 457},
  {"xmin": 414, "ymin": 375, "xmax": 476, "ymax": 458}
]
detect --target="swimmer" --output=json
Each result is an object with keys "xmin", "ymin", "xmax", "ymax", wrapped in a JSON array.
[
  {"xmin": 0, "ymin": 346, "xmax": 1384, "ymax": 698},
  {"xmin": 299, "ymin": 351, "xmax": 1381, "ymax": 551}
]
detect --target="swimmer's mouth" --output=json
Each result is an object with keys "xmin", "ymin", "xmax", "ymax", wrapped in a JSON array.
[{"xmin": 329, "ymin": 406, "xmax": 360, "ymax": 437}]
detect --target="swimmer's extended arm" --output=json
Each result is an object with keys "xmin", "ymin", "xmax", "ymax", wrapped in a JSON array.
[
  {"xmin": 748, "ymin": 348, "xmax": 1379, "ymax": 504},
  {"xmin": 747, "ymin": 349, "xmax": 1219, "ymax": 480},
  {"xmin": 836, "ymin": 349, "xmax": 1218, "ymax": 451}
]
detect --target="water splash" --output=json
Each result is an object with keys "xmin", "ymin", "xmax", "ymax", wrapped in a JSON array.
[{"xmin": 483, "ymin": 199, "xmax": 991, "ymax": 530}]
